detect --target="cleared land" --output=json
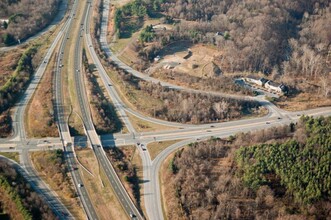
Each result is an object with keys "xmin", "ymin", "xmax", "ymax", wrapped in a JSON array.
[
  {"xmin": 76, "ymin": 148, "xmax": 128, "ymax": 220},
  {"xmin": 153, "ymin": 43, "xmax": 222, "ymax": 78}
]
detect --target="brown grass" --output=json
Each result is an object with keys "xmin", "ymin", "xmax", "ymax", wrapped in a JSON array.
[
  {"xmin": 147, "ymin": 140, "xmax": 182, "ymax": 161},
  {"xmin": 76, "ymin": 148, "xmax": 129, "ymax": 220},
  {"xmin": 30, "ymin": 151, "xmax": 85, "ymax": 220}
]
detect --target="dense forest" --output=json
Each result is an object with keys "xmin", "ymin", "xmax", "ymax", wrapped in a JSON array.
[
  {"xmin": 0, "ymin": 0, "xmax": 60, "ymax": 46},
  {"xmin": 0, "ymin": 159, "xmax": 56, "ymax": 219},
  {"xmin": 164, "ymin": 116, "xmax": 331, "ymax": 219},
  {"xmin": 115, "ymin": 0, "xmax": 331, "ymax": 98}
]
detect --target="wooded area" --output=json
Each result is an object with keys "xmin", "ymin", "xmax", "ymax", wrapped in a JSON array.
[
  {"xmin": 164, "ymin": 116, "xmax": 331, "ymax": 219},
  {"xmin": 0, "ymin": 159, "xmax": 56, "ymax": 219},
  {"xmin": 107, "ymin": 60, "xmax": 262, "ymax": 124},
  {"xmin": 0, "ymin": 0, "xmax": 60, "ymax": 46},
  {"xmin": 115, "ymin": 0, "xmax": 330, "ymax": 98},
  {"xmin": 82, "ymin": 49, "xmax": 122, "ymax": 134}
]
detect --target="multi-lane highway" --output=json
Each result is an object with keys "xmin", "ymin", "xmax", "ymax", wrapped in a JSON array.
[
  {"xmin": 54, "ymin": 0, "xmax": 98, "ymax": 219},
  {"xmin": 1, "ymin": 1, "xmax": 79, "ymax": 218},
  {"xmin": 0, "ymin": 0, "xmax": 330, "ymax": 219},
  {"xmin": 73, "ymin": 1, "xmax": 144, "ymax": 219}
]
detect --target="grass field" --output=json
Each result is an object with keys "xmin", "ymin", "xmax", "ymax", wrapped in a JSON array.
[
  {"xmin": 273, "ymin": 92, "xmax": 331, "ymax": 111},
  {"xmin": 147, "ymin": 140, "xmax": 182, "ymax": 161}
]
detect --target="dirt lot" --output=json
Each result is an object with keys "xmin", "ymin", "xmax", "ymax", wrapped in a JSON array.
[{"xmin": 151, "ymin": 42, "xmax": 223, "ymax": 78}]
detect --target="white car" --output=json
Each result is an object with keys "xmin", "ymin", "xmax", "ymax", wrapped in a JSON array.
[
  {"xmin": 78, "ymin": 183, "xmax": 83, "ymax": 188},
  {"xmin": 140, "ymin": 144, "xmax": 146, "ymax": 151}
]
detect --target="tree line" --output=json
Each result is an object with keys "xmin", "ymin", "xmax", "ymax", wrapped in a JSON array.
[{"xmin": 82, "ymin": 49, "xmax": 122, "ymax": 134}]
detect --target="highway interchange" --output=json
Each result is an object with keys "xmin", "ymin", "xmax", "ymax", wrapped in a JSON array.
[{"xmin": 1, "ymin": 0, "xmax": 331, "ymax": 220}]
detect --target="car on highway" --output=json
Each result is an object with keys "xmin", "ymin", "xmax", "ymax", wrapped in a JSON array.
[
  {"xmin": 129, "ymin": 213, "xmax": 136, "ymax": 219},
  {"xmin": 140, "ymin": 144, "xmax": 146, "ymax": 151},
  {"xmin": 78, "ymin": 183, "xmax": 83, "ymax": 187}
]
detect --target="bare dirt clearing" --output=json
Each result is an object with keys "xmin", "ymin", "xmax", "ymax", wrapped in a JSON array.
[{"xmin": 151, "ymin": 42, "xmax": 223, "ymax": 78}]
